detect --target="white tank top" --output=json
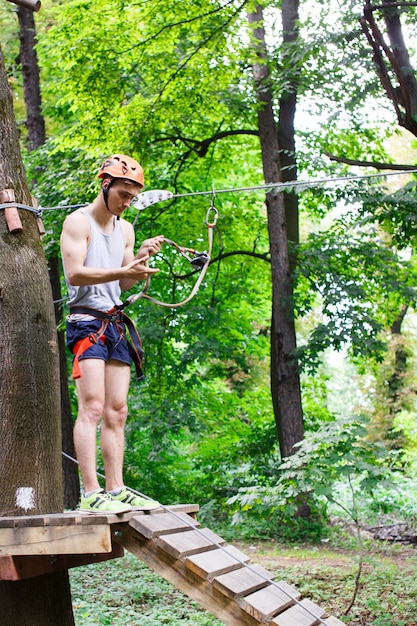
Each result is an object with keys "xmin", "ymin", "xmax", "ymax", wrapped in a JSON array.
[{"xmin": 65, "ymin": 209, "xmax": 125, "ymax": 311}]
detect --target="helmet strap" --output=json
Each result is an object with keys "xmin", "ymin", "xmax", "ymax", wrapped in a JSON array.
[{"xmin": 101, "ymin": 177, "xmax": 114, "ymax": 212}]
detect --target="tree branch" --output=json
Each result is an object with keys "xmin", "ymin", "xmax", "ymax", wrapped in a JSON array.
[
  {"xmin": 141, "ymin": 0, "xmax": 250, "ymax": 128},
  {"xmin": 366, "ymin": 2, "xmax": 417, "ymax": 10},
  {"xmin": 113, "ymin": 0, "xmax": 240, "ymax": 54},
  {"xmin": 324, "ymin": 151, "xmax": 417, "ymax": 170},
  {"xmin": 6, "ymin": 0, "xmax": 40, "ymax": 12},
  {"xmin": 168, "ymin": 250, "xmax": 270, "ymax": 281},
  {"xmin": 154, "ymin": 129, "xmax": 259, "ymax": 157}
]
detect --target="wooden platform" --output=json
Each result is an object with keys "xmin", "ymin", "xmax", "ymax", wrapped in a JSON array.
[{"xmin": 0, "ymin": 504, "xmax": 344, "ymax": 626}]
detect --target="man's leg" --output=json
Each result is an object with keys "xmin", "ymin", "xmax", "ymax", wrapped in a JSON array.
[
  {"xmin": 73, "ymin": 358, "xmax": 106, "ymax": 494},
  {"xmin": 101, "ymin": 359, "xmax": 131, "ymax": 492}
]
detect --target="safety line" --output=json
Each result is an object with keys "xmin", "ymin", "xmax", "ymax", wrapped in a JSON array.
[
  {"xmin": 1, "ymin": 167, "xmax": 416, "ymax": 214},
  {"xmin": 62, "ymin": 450, "xmax": 336, "ymax": 625},
  {"xmin": 167, "ymin": 167, "xmax": 417, "ymax": 200},
  {"xmin": 0, "ymin": 202, "xmax": 85, "ymax": 213}
]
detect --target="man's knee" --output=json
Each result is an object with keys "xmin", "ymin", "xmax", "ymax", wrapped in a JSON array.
[
  {"xmin": 104, "ymin": 402, "xmax": 128, "ymax": 427},
  {"xmin": 78, "ymin": 399, "xmax": 105, "ymax": 424}
]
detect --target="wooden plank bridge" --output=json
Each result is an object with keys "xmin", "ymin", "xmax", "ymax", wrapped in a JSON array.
[{"xmin": 0, "ymin": 504, "xmax": 344, "ymax": 626}]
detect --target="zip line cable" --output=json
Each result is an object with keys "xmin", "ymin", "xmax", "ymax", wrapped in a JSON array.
[
  {"xmin": 61, "ymin": 450, "xmax": 336, "ymax": 625},
  {"xmin": 1, "ymin": 166, "xmax": 417, "ymax": 215},
  {"xmin": 155, "ymin": 167, "xmax": 417, "ymax": 203}
]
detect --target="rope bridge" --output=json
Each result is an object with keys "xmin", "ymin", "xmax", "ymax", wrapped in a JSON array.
[{"xmin": 0, "ymin": 505, "xmax": 345, "ymax": 626}]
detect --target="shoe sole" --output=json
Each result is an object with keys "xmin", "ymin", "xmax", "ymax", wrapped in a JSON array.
[
  {"xmin": 79, "ymin": 506, "xmax": 132, "ymax": 514},
  {"xmin": 129, "ymin": 504, "xmax": 162, "ymax": 511}
]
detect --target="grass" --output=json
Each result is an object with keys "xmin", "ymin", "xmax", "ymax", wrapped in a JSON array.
[
  {"xmin": 244, "ymin": 539, "xmax": 417, "ymax": 625},
  {"xmin": 69, "ymin": 531, "xmax": 417, "ymax": 625},
  {"xmin": 70, "ymin": 552, "xmax": 223, "ymax": 625}
]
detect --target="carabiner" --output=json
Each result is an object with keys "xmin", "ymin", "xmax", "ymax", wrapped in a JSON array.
[{"xmin": 205, "ymin": 206, "xmax": 218, "ymax": 228}]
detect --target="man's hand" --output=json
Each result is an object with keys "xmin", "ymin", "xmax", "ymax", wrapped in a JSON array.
[
  {"xmin": 123, "ymin": 254, "xmax": 159, "ymax": 282},
  {"xmin": 136, "ymin": 235, "xmax": 164, "ymax": 258}
]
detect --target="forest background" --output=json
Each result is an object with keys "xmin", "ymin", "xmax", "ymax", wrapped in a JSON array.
[{"xmin": 1, "ymin": 1, "xmax": 417, "ymax": 621}]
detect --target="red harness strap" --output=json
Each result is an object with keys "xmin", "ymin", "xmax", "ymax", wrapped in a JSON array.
[
  {"xmin": 71, "ymin": 322, "xmax": 107, "ymax": 379},
  {"xmin": 69, "ymin": 307, "xmax": 144, "ymax": 381}
]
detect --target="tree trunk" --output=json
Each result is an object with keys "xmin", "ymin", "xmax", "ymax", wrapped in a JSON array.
[
  {"xmin": 17, "ymin": 6, "xmax": 45, "ymax": 151},
  {"xmin": 0, "ymin": 43, "xmax": 75, "ymax": 625},
  {"xmin": 1, "ymin": 574, "xmax": 75, "ymax": 626},
  {"xmin": 49, "ymin": 254, "xmax": 80, "ymax": 509},
  {"xmin": 382, "ymin": 0, "xmax": 417, "ymax": 134},
  {"xmin": 360, "ymin": 0, "xmax": 417, "ymax": 136},
  {"xmin": 18, "ymin": 8, "xmax": 80, "ymax": 508},
  {"xmin": 278, "ymin": 0, "xmax": 299, "ymax": 257},
  {"xmin": 248, "ymin": 6, "xmax": 304, "ymax": 458}
]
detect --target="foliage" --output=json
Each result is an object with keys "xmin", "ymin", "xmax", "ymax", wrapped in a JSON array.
[
  {"xmin": 122, "ymin": 379, "xmax": 277, "ymax": 509},
  {"xmin": 329, "ymin": 472, "xmax": 417, "ymax": 525},
  {"xmin": 70, "ymin": 552, "xmax": 223, "ymax": 625},
  {"xmin": 294, "ymin": 181, "xmax": 417, "ymax": 371},
  {"xmin": 227, "ymin": 416, "xmax": 396, "ymax": 537},
  {"xmin": 19, "ymin": 0, "xmax": 417, "ymax": 396},
  {"xmin": 264, "ymin": 538, "xmax": 417, "ymax": 625}
]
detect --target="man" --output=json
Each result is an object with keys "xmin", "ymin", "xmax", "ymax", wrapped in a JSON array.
[{"xmin": 60, "ymin": 154, "xmax": 164, "ymax": 513}]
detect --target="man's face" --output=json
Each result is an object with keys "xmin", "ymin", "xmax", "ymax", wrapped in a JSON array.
[{"xmin": 106, "ymin": 179, "xmax": 141, "ymax": 216}]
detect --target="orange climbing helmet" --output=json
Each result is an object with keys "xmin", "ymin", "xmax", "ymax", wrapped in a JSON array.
[{"xmin": 97, "ymin": 154, "xmax": 144, "ymax": 188}]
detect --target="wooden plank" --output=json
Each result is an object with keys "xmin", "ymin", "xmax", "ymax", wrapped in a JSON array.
[
  {"xmin": 271, "ymin": 598, "xmax": 325, "ymax": 626},
  {"xmin": 0, "ymin": 513, "xmax": 76, "ymax": 528},
  {"xmin": 0, "ymin": 512, "xmax": 120, "ymax": 528},
  {"xmin": 10, "ymin": 514, "xmax": 80, "ymax": 528},
  {"xmin": 0, "ymin": 544, "xmax": 124, "ymax": 580},
  {"xmin": 240, "ymin": 581, "xmax": 300, "ymax": 622},
  {"xmin": 213, "ymin": 564, "xmax": 273, "ymax": 599},
  {"xmin": 322, "ymin": 618, "xmax": 345, "ymax": 626},
  {"xmin": 185, "ymin": 545, "xmax": 250, "ymax": 581},
  {"xmin": 130, "ymin": 511, "xmax": 199, "ymax": 539},
  {"xmin": 0, "ymin": 504, "xmax": 200, "ymax": 529},
  {"xmin": 112, "ymin": 523, "xmax": 266, "ymax": 626},
  {"xmin": 157, "ymin": 528, "xmax": 225, "ymax": 559},
  {"xmin": 0, "ymin": 524, "xmax": 112, "ymax": 556},
  {"xmin": 166, "ymin": 504, "xmax": 200, "ymax": 518}
]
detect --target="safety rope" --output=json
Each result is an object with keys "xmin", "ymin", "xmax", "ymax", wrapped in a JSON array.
[
  {"xmin": 125, "ymin": 205, "xmax": 217, "ymax": 308},
  {"xmin": 52, "ymin": 206, "xmax": 217, "ymax": 309},
  {"xmin": 62, "ymin": 450, "xmax": 336, "ymax": 625},
  {"xmin": 0, "ymin": 202, "xmax": 84, "ymax": 213}
]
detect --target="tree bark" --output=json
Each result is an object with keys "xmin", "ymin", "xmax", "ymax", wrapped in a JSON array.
[
  {"xmin": 248, "ymin": 5, "xmax": 304, "ymax": 458},
  {"xmin": 382, "ymin": 0, "xmax": 417, "ymax": 133},
  {"xmin": 17, "ymin": 6, "xmax": 45, "ymax": 151},
  {"xmin": 278, "ymin": 0, "xmax": 299, "ymax": 255},
  {"xmin": 360, "ymin": 0, "xmax": 417, "ymax": 136},
  {"xmin": 0, "ymin": 43, "xmax": 75, "ymax": 625},
  {"xmin": 17, "ymin": 7, "xmax": 80, "ymax": 508},
  {"xmin": 49, "ymin": 254, "xmax": 80, "ymax": 509}
]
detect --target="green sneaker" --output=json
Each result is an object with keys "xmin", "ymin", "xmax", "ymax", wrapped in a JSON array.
[
  {"xmin": 109, "ymin": 487, "xmax": 161, "ymax": 511},
  {"xmin": 80, "ymin": 489, "xmax": 132, "ymax": 514}
]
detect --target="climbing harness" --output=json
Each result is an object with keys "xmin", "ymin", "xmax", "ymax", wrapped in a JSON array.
[{"xmin": 69, "ymin": 307, "xmax": 144, "ymax": 381}]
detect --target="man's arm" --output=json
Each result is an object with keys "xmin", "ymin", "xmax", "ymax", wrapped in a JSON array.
[{"xmin": 61, "ymin": 211, "xmax": 156, "ymax": 287}]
